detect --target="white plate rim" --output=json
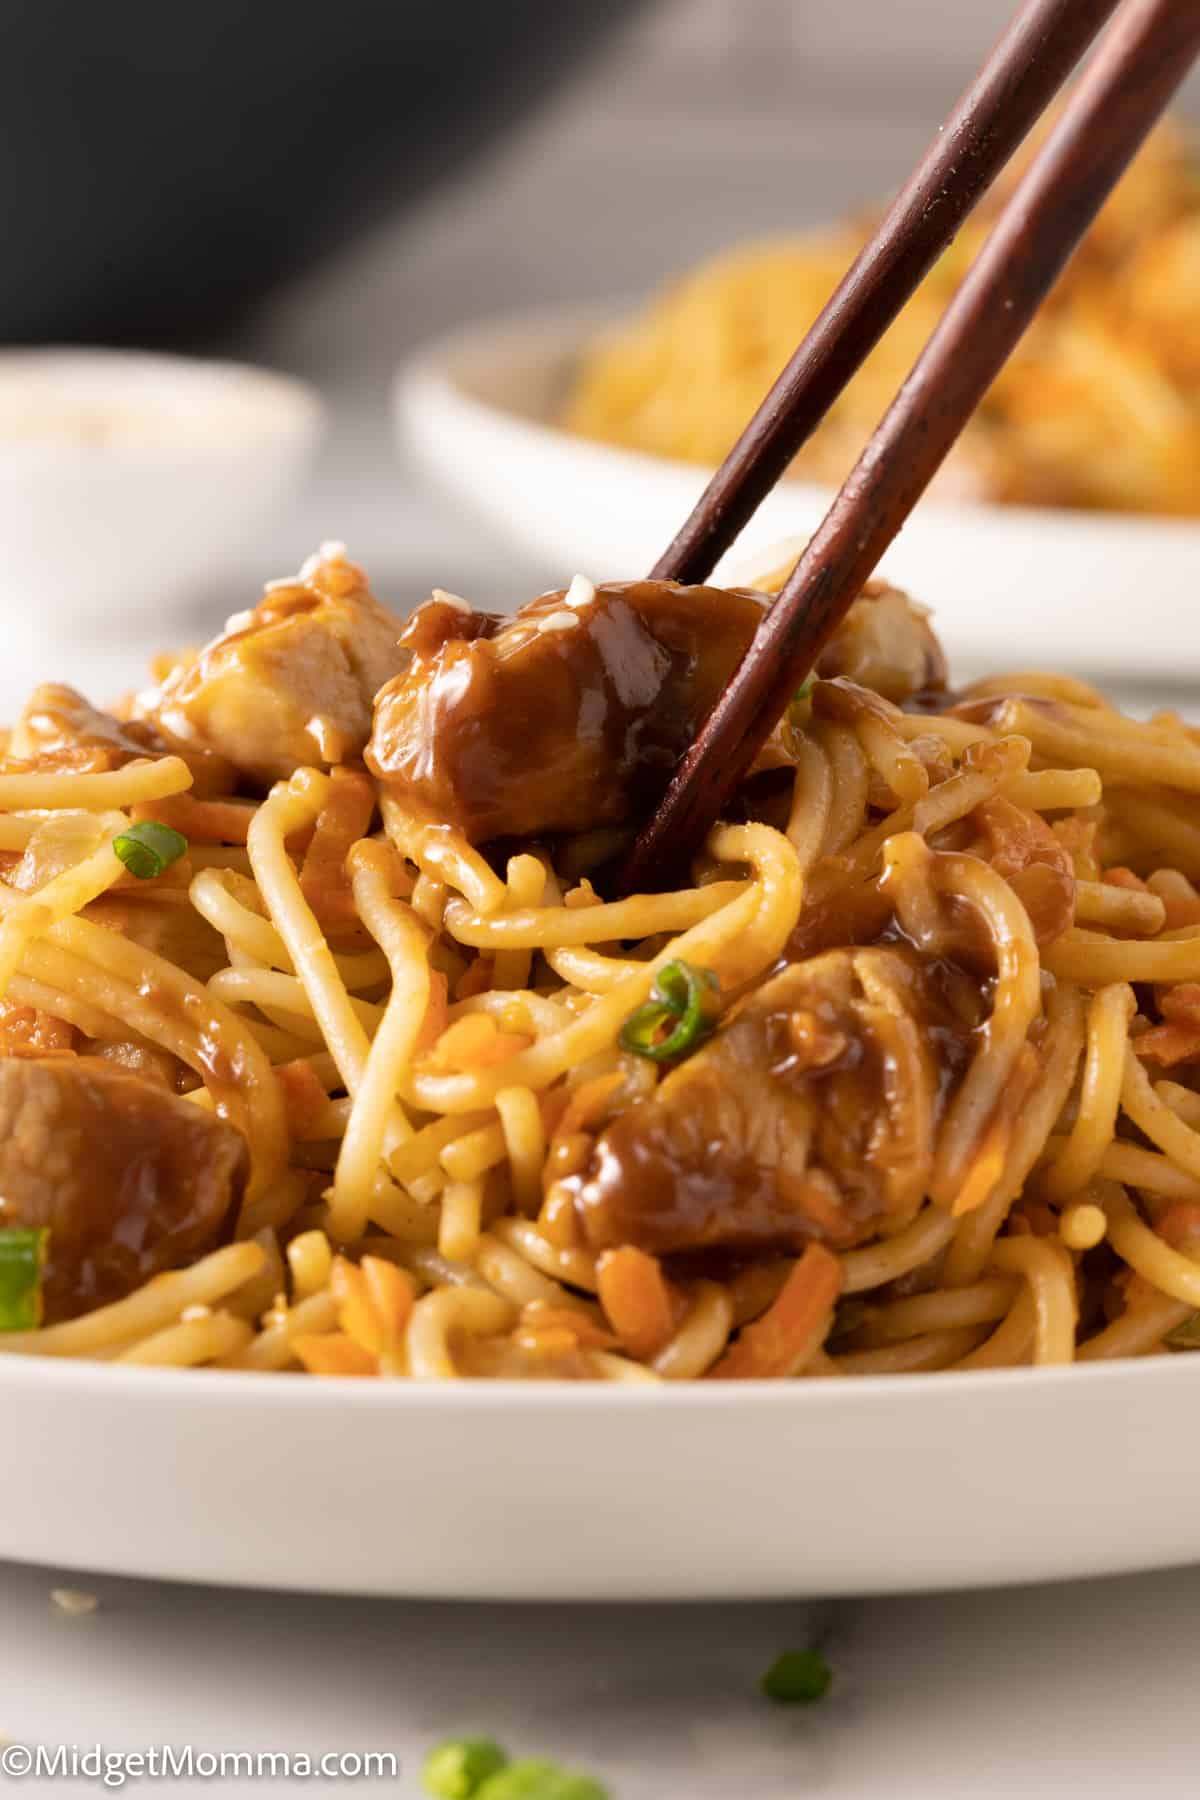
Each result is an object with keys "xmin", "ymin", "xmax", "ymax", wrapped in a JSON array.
[{"xmin": 7, "ymin": 1340, "xmax": 1200, "ymax": 1407}]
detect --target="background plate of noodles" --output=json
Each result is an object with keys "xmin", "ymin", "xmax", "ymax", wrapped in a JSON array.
[
  {"xmin": 2, "ymin": 543, "xmax": 1200, "ymax": 1596},
  {"xmin": 397, "ymin": 118, "xmax": 1200, "ymax": 679}
]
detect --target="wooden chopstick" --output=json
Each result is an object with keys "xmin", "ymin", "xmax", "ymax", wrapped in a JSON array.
[
  {"xmin": 651, "ymin": 0, "xmax": 1122, "ymax": 588},
  {"xmin": 622, "ymin": 0, "xmax": 1200, "ymax": 892}
]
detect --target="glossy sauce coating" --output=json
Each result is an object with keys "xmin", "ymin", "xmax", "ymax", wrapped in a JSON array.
[
  {"xmin": 571, "ymin": 947, "xmax": 971, "ymax": 1258},
  {"xmin": 368, "ymin": 580, "xmax": 769, "ymax": 842},
  {"xmin": 368, "ymin": 579, "xmax": 948, "ymax": 843},
  {"xmin": 143, "ymin": 553, "xmax": 407, "ymax": 788},
  {"xmin": 0, "ymin": 1057, "xmax": 247, "ymax": 1321}
]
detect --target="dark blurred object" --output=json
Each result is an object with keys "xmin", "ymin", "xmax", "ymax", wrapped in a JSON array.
[{"xmin": 1, "ymin": 0, "xmax": 643, "ymax": 345}]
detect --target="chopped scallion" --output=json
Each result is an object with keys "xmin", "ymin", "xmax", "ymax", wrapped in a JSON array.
[
  {"xmin": 112, "ymin": 820, "xmax": 188, "ymax": 881},
  {"xmin": 760, "ymin": 1647, "xmax": 833, "ymax": 1704},
  {"xmin": 618, "ymin": 959, "xmax": 718, "ymax": 1063},
  {"xmin": 0, "ymin": 1227, "xmax": 48, "ymax": 1331},
  {"xmin": 421, "ymin": 1736, "xmax": 508, "ymax": 1798},
  {"xmin": 475, "ymin": 1762, "xmax": 609, "ymax": 1800}
]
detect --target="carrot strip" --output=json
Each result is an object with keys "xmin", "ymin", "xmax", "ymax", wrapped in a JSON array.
[
  {"xmin": 293, "ymin": 1332, "xmax": 378, "ymax": 1377},
  {"xmin": 709, "ymin": 1242, "xmax": 842, "ymax": 1379},
  {"xmin": 332, "ymin": 1254, "xmax": 416, "ymax": 1358},
  {"xmin": 276, "ymin": 1059, "xmax": 333, "ymax": 1138},
  {"xmin": 427, "ymin": 1013, "xmax": 533, "ymax": 1072},
  {"xmin": 1135, "ymin": 984, "xmax": 1200, "ymax": 1068},
  {"xmin": 597, "ymin": 1246, "xmax": 683, "ymax": 1360},
  {"xmin": 132, "ymin": 793, "xmax": 259, "ymax": 845},
  {"xmin": 299, "ymin": 768, "xmax": 377, "ymax": 931},
  {"xmin": 1156, "ymin": 1203, "xmax": 1200, "ymax": 1248}
]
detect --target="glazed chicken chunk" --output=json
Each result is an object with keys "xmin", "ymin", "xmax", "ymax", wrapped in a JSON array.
[
  {"xmin": 0, "ymin": 1057, "xmax": 248, "ymax": 1322},
  {"xmin": 7, "ymin": 683, "xmax": 234, "ymax": 794},
  {"xmin": 368, "ymin": 576, "xmax": 947, "ymax": 843},
  {"xmin": 367, "ymin": 579, "xmax": 767, "ymax": 842},
  {"xmin": 140, "ymin": 546, "xmax": 407, "ymax": 787},
  {"xmin": 572, "ymin": 948, "xmax": 965, "ymax": 1257}
]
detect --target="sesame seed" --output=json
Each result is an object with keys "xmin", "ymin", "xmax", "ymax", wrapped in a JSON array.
[
  {"xmin": 318, "ymin": 539, "xmax": 348, "ymax": 561},
  {"xmin": 263, "ymin": 576, "xmax": 297, "ymax": 593},
  {"xmin": 222, "ymin": 608, "xmax": 255, "ymax": 635},
  {"xmin": 431, "ymin": 588, "xmax": 473, "ymax": 615},
  {"xmin": 181, "ymin": 1304, "xmax": 212, "ymax": 1323},
  {"xmin": 564, "ymin": 574, "xmax": 597, "ymax": 609},
  {"xmin": 539, "ymin": 611, "xmax": 580, "ymax": 632},
  {"xmin": 51, "ymin": 1588, "xmax": 98, "ymax": 1616}
]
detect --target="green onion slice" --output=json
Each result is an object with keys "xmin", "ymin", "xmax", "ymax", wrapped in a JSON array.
[
  {"xmin": 474, "ymin": 1762, "xmax": 609, "ymax": 1800},
  {"xmin": 0, "ymin": 1227, "xmax": 48, "ymax": 1331},
  {"xmin": 760, "ymin": 1647, "xmax": 833, "ymax": 1705},
  {"xmin": 421, "ymin": 1735, "xmax": 508, "ymax": 1798},
  {"xmin": 793, "ymin": 672, "xmax": 816, "ymax": 703},
  {"xmin": 112, "ymin": 820, "xmax": 189, "ymax": 881},
  {"xmin": 618, "ymin": 959, "xmax": 718, "ymax": 1063}
]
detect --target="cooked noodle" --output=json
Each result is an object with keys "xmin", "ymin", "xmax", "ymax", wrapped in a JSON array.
[{"xmin": 3, "ymin": 542, "xmax": 1200, "ymax": 1382}]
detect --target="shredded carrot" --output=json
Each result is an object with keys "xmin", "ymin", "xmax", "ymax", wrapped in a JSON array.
[
  {"xmin": 275, "ymin": 1059, "xmax": 332, "ymax": 1138},
  {"xmin": 0, "ymin": 1000, "xmax": 79, "ymax": 1060},
  {"xmin": 427, "ymin": 1013, "xmax": 533, "ymax": 1072},
  {"xmin": 1103, "ymin": 866, "xmax": 1150, "ymax": 892},
  {"xmin": 298, "ymin": 767, "xmax": 377, "ymax": 931},
  {"xmin": 709, "ymin": 1243, "xmax": 842, "ymax": 1379},
  {"xmin": 1135, "ymin": 984, "xmax": 1200, "ymax": 1067},
  {"xmin": 554, "ymin": 1071, "xmax": 624, "ymax": 1143},
  {"xmin": 0, "ymin": 1000, "xmax": 79, "ymax": 1057},
  {"xmin": 1156, "ymin": 1203, "xmax": 1200, "ymax": 1248},
  {"xmin": 132, "ymin": 793, "xmax": 259, "ymax": 845},
  {"xmin": 293, "ymin": 1332, "xmax": 378, "ymax": 1377},
  {"xmin": 596, "ymin": 1246, "xmax": 682, "ymax": 1360},
  {"xmin": 953, "ymin": 1041, "xmax": 1039, "ymax": 1216},
  {"xmin": 515, "ymin": 1300, "xmax": 617, "ymax": 1353},
  {"xmin": 332, "ymin": 1254, "xmax": 416, "ymax": 1358},
  {"xmin": 455, "ymin": 956, "xmax": 496, "ymax": 1000},
  {"xmin": 1161, "ymin": 894, "xmax": 1200, "ymax": 930}
]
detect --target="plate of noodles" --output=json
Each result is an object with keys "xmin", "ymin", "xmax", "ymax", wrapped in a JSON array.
[
  {"xmin": 3, "ymin": 541, "xmax": 1200, "ymax": 1598},
  {"xmin": 397, "ymin": 115, "xmax": 1200, "ymax": 677}
]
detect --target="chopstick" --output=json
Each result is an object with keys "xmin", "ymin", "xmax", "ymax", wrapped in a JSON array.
[
  {"xmin": 651, "ymin": 0, "xmax": 1122, "ymax": 588},
  {"xmin": 621, "ymin": 0, "xmax": 1200, "ymax": 893}
]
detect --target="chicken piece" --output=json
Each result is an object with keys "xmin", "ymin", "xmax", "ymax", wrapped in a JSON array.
[
  {"xmin": 972, "ymin": 795, "xmax": 1076, "ymax": 950},
  {"xmin": 7, "ymin": 684, "xmax": 233, "ymax": 795},
  {"xmin": 816, "ymin": 583, "xmax": 947, "ymax": 704},
  {"xmin": 369, "ymin": 577, "xmax": 950, "ymax": 843},
  {"xmin": 572, "ymin": 949, "xmax": 966, "ymax": 1257},
  {"xmin": 750, "ymin": 559, "xmax": 947, "ymax": 705},
  {"xmin": 84, "ymin": 893, "xmax": 228, "ymax": 985},
  {"xmin": 0, "ymin": 1057, "xmax": 247, "ymax": 1321},
  {"xmin": 139, "ymin": 546, "xmax": 407, "ymax": 787},
  {"xmin": 9, "ymin": 684, "xmax": 167, "ymax": 768},
  {"xmin": 368, "ymin": 579, "xmax": 767, "ymax": 842}
]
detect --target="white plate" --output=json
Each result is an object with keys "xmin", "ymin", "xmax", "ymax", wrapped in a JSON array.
[
  {"xmin": 6, "ymin": 1352, "xmax": 1200, "ymax": 1597},
  {"xmin": 395, "ymin": 306, "xmax": 1200, "ymax": 679}
]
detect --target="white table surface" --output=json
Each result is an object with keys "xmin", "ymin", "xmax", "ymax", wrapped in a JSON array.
[{"xmin": 4, "ymin": 1554, "xmax": 1200, "ymax": 1798}]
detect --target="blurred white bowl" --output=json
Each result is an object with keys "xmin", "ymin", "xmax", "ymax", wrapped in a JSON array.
[
  {"xmin": 396, "ymin": 306, "xmax": 1200, "ymax": 679},
  {"xmin": 0, "ymin": 349, "xmax": 324, "ymax": 623}
]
